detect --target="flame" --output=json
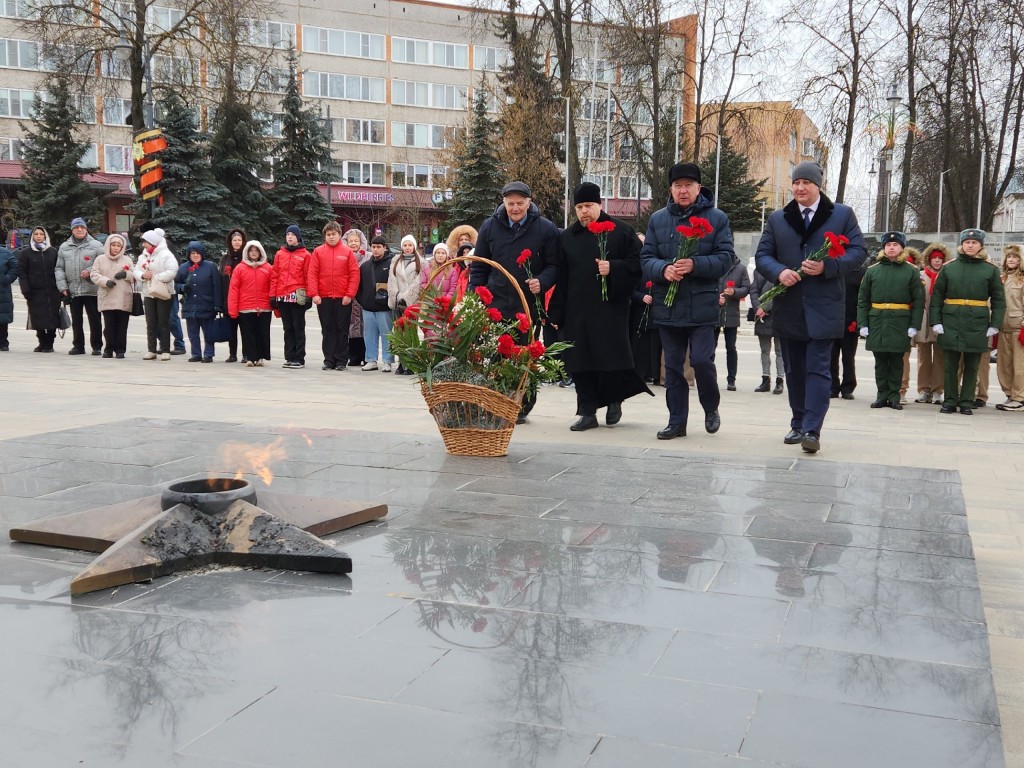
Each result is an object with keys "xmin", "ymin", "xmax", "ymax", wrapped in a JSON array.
[{"xmin": 217, "ymin": 438, "xmax": 287, "ymax": 486}]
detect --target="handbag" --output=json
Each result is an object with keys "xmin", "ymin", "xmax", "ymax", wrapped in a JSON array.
[
  {"xmin": 57, "ymin": 305, "xmax": 71, "ymax": 330},
  {"xmin": 746, "ymin": 306, "xmax": 756, "ymax": 322},
  {"xmin": 148, "ymin": 278, "xmax": 172, "ymax": 300},
  {"xmin": 208, "ymin": 315, "xmax": 233, "ymax": 343},
  {"xmin": 131, "ymin": 290, "xmax": 144, "ymax": 317},
  {"xmin": 295, "ymin": 288, "xmax": 308, "ymax": 306}
]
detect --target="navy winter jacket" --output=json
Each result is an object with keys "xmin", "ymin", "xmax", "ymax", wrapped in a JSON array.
[
  {"xmin": 175, "ymin": 242, "xmax": 223, "ymax": 319},
  {"xmin": 754, "ymin": 194, "xmax": 867, "ymax": 340},
  {"xmin": 0, "ymin": 247, "xmax": 16, "ymax": 325},
  {"xmin": 640, "ymin": 188, "xmax": 734, "ymax": 327}
]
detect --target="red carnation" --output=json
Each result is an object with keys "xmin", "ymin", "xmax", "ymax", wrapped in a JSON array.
[
  {"xmin": 645, "ymin": 281, "xmax": 653, "ymax": 289},
  {"xmin": 825, "ymin": 232, "xmax": 850, "ymax": 259},
  {"xmin": 403, "ymin": 303, "xmax": 420, "ymax": 320},
  {"xmin": 486, "ymin": 307, "xmax": 502, "ymax": 322},
  {"xmin": 516, "ymin": 312, "xmax": 530, "ymax": 333},
  {"xmin": 726, "ymin": 280, "xmax": 735, "ymax": 288},
  {"xmin": 83, "ymin": 256, "xmax": 91, "ymax": 261},
  {"xmin": 188, "ymin": 263, "xmax": 199, "ymax": 272},
  {"xmin": 587, "ymin": 221, "xmax": 603, "ymax": 234},
  {"xmin": 848, "ymin": 321, "xmax": 857, "ymax": 333},
  {"xmin": 497, "ymin": 333, "xmax": 516, "ymax": 357},
  {"xmin": 527, "ymin": 340, "xmax": 546, "ymax": 359},
  {"xmin": 224, "ymin": 265, "xmax": 232, "ymax": 276},
  {"xmin": 690, "ymin": 217, "xmax": 713, "ymax": 238},
  {"xmin": 517, "ymin": 249, "xmax": 532, "ymax": 266},
  {"xmin": 394, "ymin": 315, "xmax": 408, "ymax": 330},
  {"xmin": 437, "ymin": 296, "xmax": 452, "ymax": 315},
  {"xmin": 678, "ymin": 225, "xmax": 699, "ymax": 238},
  {"xmin": 474, "ymin": 285, "xmax": 493, "ymax": 304}
]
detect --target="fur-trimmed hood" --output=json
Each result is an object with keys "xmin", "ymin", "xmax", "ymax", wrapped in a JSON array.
[
  {"xmin": 241, "ymin": 240, "xmax": 268, "ymax": 266},
  {"xmin": 342, "ymin": 229, "xmax": 370, "ymax": 264},
  {"xmin": 445, "ymin": 224, "xmax": 478, "ymax": 255},
  {"xmin": 922, "ymin": 242, "xmax": 954, "ymax": 266},
  {"xmin": 874, "ymin": 245, "xmax": 921, "ymax": 266},
  {"xmin": 1002, "ymin": 243, "xmax": 1022, "ymax": 275}
]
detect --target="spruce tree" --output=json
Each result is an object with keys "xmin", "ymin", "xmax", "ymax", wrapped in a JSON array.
[
  {"xmin": 17, "ymin": 72, "xmax": 104, "ymax": 242},
  {"xmin": 209, "ymin": 80, "xmax": 282, "ymax": 242},
  {"xmin": 443, "ymin": 86, "xmax": 504, "ymax": 230},
  {"xmin": 495, "ymin": 12, "xmax": 564, "ymax": 220},
  {"xmin": 268, "ymin": 47, "xmax": 334, "ymax": 245},
  {"xmin": 151, "ymin": 91, "xmax": 231, "ymax": 256},
  {"xmin": 699, "ymin": 136, "xmax": 767, "ymax": 231}
]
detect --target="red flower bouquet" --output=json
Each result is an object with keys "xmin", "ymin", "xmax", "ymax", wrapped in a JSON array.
[
  {"xmin": 586, "ymin": 220, "xmax": 616, "ymax": 300},
  {"xmin": 638, "ymin": 280, "xmax": 654, "ymax": 334},
  {"xmin": 665, "ymin": 217, "xmax": 713, "ymax": 307},
  {"xmin": 756, "ymin": 232, "xmax": 850, "ymax": 313},
  {"xmin": 515, "ymin": 249, "xmax": 546, "ymax": 320}
]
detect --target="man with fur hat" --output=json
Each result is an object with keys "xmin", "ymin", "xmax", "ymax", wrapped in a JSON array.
[
  {"xmin": 913, "ymin": 243, "xmax": 952, "ymax": 403},
  {"xmin": 640, "ymin": 162, "xmax": 734, "ymax": 440},
  {"xmin": 754, "ymin": 161, "xmax": 867, "ymax": 453},
  {"xmin": 548, "ymin": 182, "xmax": 653, "ymax": 431},
  {"xmin": 929, "ymin": 229, "xmax": 1005, "ymax": 414},
  {"xmin": 996, "ymin": 243, "xmax": 1024, "ymax": 410},
  {"xmin": 856, "ymin": 231, "xmax": 924, "ymax": 410}
]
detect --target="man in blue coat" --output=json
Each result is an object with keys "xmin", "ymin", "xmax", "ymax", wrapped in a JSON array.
[
  {"xmin": 641, "ymin": 162, "xmax": 734, "ymax": 439},
  {"xmin": 754, "ymin": 161, "xmax": 867, "ymax": 453}
]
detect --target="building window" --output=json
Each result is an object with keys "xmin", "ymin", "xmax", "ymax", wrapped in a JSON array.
[
  {"xmin": 0, "ymin": 88, "xmax": 38, "ymax": 117},
  {"xmin": 392, "ymin": 122, "xmax": 448, "ymax": 149},
  {"xmin": 579, "ymin": 136, "xmax": 611, "ymax": 160},
  {"xmin": 582, "ymin": 96, "xmax": 613, "ymax": 121},
  {"xmin": 246, "ymin": 19, "xmax": 295, "ymax": 48},
  {"xmin": 0, "ymin": 0, "xmax": 33, "ymax": 18},
  {"xmin": 304, "ymin": 27, "xmax": 384, "ymax": 59},
  {"xmin": 343, "ymin": 161, "xmax": 385, "ymax": 185},
  {"xmin": 790, "ymin": 132, "xmax": 798, "ymax": 152},
  {"xmin": 391, "ymin": 163, "xmax": 444, "ymax": 188},
  {"xmin": 256, "ymin": 111, "xmax": 285, "ymax": 137},
  {"xmin": 79, "ymin": 143, "xmax": 97, "ymax": 170},
  {"xmin": 104, "ymin": 145, "xmax": 133, "ymax": 175},
  {"xmin": 432, "ymin": 42, "xmax": 468, "ymax": 69},
  {"xmin": 392, "ymin": 80, "xmax": 467, "ymax": 110},
  {"xmin": 392, "ymin": 37, "xmax": 429, "ymax": 65},
  {"xmin": 474, "ymin": 45, "xmax": 507, "ymax": 71},
  {"xmin": 0, "ymin": 136, "xmax": 25, "ymax": 160},
  {"xmin": 148, "ymin": 5, "xmax": 186, "ymax": 32},
  {"xmin": 620, "ymin": 100, "xmax": 653, "ymax": 126},
  {"xmin": 581, "ymin": 174, "xmax": 614, "ymax": 194},
  {"xmin": 802, "ymin": 138, "xmax": 816, "ymax": 157},
  {"xmin": 304, "ymin": 72, "xmax": 385, "ymax": 102},
  {"xmin": 151, "ymin": 55, "xmax": 196, "ymax": 86},
  {"xmin": 102, "ymin": 97, "xmax": 131, "ymax": 126},
  {"xmin": 0, "ymin": 38, "xmax": 39, "ymax": 69},
  {"xmin": 324, "ymin": 117, "xmax": 384, "ymax": 144},
  {"xmin": 573, "ymin": 57, "xmax": 615, "ymax": 83}
]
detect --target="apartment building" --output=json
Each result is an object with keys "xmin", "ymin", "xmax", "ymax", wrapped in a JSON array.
[{"xmin": 0, "ymin": 0, "xmax": 693, "ymax": 240}]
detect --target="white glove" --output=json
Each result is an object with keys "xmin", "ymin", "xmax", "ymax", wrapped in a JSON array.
[
  {"xmin": 859, "ymin": 327, "xmax": 869, "ymax": 338},
  {"xmin": 932, "ymin": 324, "xmax": 944, "ymax": 334},
  {"xmin": 986, "ymin": 327, "xmax": 999, "ymax": 337},
  {"xmin": 907, "ymin": 328, "xmax": 918, "ymax": 338}
]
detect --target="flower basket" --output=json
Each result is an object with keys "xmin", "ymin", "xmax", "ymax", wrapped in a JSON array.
[{"xmin": 413, "ymin": 254, "xmax": 534, "ymax": 457}]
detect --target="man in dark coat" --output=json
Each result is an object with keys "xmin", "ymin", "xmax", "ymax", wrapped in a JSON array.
[
  {"xmin": 754, "ymin": 161, "xmax": 867, "ymax": 453},
  {"xmin": 640, "ymin": 162, "xmax": 734, "ymax": 439},
  {"xmin": 470, "ymin": 181, "xmax": 559, "ymax": 423},
  {"xmin": 830, "ymin": 258, "xmax": 865, "ymax": 399},
  {"xmin": 16, "ymin": 227, "xmax": 61, "ymax": 352},
  {"xmin": 0, "ymin": 245, "xmax": 16, "ymax": 351},
  {"xmin": 548, "ymin": 182, "xmax": 653, "ymax": 431}
]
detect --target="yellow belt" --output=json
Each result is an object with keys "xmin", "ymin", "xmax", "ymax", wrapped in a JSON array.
[
  {"xmin": 945, "ymin": 299, "xmax": 989, "ymax": 307},
  {"xmin": 871, "ymin": 303, "xmax": 911, "ymax": 310}
]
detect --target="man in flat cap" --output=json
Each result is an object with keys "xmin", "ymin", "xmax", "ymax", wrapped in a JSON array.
[
  {"xmin": 640, "ymin": 162, "xmax": 734, "ymax": 440},
  {"xmin": 470, "ymin": 180, "xmax": 559, "ymax": 423},
  {"xmin": 548, "ymin": 182, "xmax": 652, "ymax": 431},
  {"xmin": 754, "ymin": 161, "xmax": 867, "ymax": 453}
]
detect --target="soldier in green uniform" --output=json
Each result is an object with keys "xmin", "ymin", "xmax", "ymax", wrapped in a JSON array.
[
  {"xmin": 929, "ymin": 229, "xmax": 1006, "ymax": 415},
  {"xmin": 856, "ymin": 231, "xmax": 925, "ymax": 410}
]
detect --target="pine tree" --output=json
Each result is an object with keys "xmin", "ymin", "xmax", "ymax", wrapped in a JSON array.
[
  {"xmin": 209, "ymin": 80, "xmax": 282, "ymax": 242},
  {"xmin": 443, "ymin": 86, "xmax": 504, "ymax": 231},
  {"xmin": 269, "ymin": 47, "xmax": 334, "ymax": 245},
  {"xmin": 495, "ymin": 11, "xmax": 564, "ymax": 220},
  {"xmin": 17, "ymin": 72, "xmax": 104, "ymax": 241},
  {"xmin": 151, "ymin": 91, "xmax": 232, "ymax": 256},
  {"xmin": 699, "ymin": 136, "xmax": 767, "ymax": 231}
]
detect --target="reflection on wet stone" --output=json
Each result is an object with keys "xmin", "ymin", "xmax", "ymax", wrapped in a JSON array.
[{"xmin": 0, "ymin": 420, "xmax": 1005, "ymax": 767}]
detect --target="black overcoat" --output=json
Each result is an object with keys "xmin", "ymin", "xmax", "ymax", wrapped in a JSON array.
[{"xmin": 16, "ymin": 245, "xmax": 61, "ymax": 331}]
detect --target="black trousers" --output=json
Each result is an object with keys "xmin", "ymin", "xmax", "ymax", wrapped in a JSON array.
[
  {"xmin": 830, "ymin": 332, "xmax": 859, "ymax": 395},
  {"xmin": 35, "ymin": 329, "xmax": 56, "ymax": 350},
  {"xmin": 659, "ymin": 325, "xmax": 719, "ymax": 427},
  {"xmin": 70, "ymin": 295, "xmax": 102, "ymax": 351},
  {"xmin": 279, "ymin": 302, "xmax": 307, "ymax": 364},
  {"xmin": 714, "ymin": 326, "xmax": 739, "ymax": 382},
  {"xmin": 144, "ymin": 297, "xmax": 172, "ymax": 353},
  {"xmin": 317, "ymin": 298, "xmax": 353, "ymax": 368},
  {"xmin": 0, "ymin": 323, "xmax": 7, "ymax": 347},
  {"xmin": 226, "ymin": 316, "xmax": 240, "ymax": 357},
  {"xmin": 101, "ymin": 310, "xmax": 130, "ymax": 355},
  {"xmin": 348, "ymin": 337, "xmax": 365, "ymax": 366},
  {"xmin": 631, "ymin": 328, "xmax": 663, "ymax": 383},
  {"xmin": 238, "ymin": 311, "xmax": 272, "ymax": 362}
]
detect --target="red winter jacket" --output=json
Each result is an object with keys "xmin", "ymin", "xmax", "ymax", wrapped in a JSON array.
[
  {"xmin": 308, "ymin": 241, "xmax": 360, "ymax": 299},
  {"xmin": 270, "ymin": 245, "xmax": 311, "ymax": 297},
  {"xmin": 228, "ymin": 242, "xmax": 273, "ymax": 317}
]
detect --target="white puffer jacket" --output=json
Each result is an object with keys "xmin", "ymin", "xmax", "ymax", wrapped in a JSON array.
[{"xmin": 134, "ymin": 240, "xmax": 178, "ymax": 299}]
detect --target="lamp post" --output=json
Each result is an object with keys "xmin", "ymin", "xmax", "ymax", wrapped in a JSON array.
[
  {"xmin": 883, "ymin": 80, "xmax": 902, "ymax": 233},
  {"xmin": 867, "ymin": 160, "xmax": 877, "ymax": 230},
  {"xmin": 937, "ymin": 168, "xmax": 952, "ymax": 235},
  {"xmin": 319, "ymin": 103, "xmax": 334, "ymax": 218}
]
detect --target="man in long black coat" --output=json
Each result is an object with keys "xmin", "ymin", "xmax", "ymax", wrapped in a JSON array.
[{"xmin": 549, "ymin": 182, "xmax": 653, "ymax": 430}]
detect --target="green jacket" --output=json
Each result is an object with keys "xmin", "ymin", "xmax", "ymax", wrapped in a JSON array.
[
  {"xmin": 929, "ymin": 249, "xmax": 1005, "ymax": 353},
  {"xmin": 856, "ymin": 251, "xmax": 925, "ymax": 353}
]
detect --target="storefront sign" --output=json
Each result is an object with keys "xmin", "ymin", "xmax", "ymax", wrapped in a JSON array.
[{"xmin": 333, "ymin": 190, "xmax": 397, "ymax": 204}]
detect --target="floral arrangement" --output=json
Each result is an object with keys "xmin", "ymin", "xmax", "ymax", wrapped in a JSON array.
[
  {"xmin": 515, "ymin": 249, "xmax": 546, "ymax": 320},
  {"xmin": 586, "ymin": 220, "xmax": 616, "ymax": 300},
  {"xmin": 387, "ymin": 283, "xmax": 571, "ymax": 401},
  {"xmin": 665, "ymin": 216, "xmax": 713, "ymax": 307},
  {"xmin": 757, "ymin": 232, "xmax": 850, "ymax": 313}
]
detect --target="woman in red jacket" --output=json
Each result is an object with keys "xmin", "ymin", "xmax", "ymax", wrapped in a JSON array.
[
  {"xmin": 271, "ymin": 224, "xmax": 312, "ymax": 369},
  {"xmin": 228, "ymin": 240, "xmax": 273, "ymax": 367},
  {"xmin": 308, "ymin": 221, "xmax": 361, "ymax": 370}
]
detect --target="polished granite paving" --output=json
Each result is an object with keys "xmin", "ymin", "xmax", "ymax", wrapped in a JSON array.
[{"xmin": 0, "ymin": 419, "xmax": 1004, "ymax": 767}]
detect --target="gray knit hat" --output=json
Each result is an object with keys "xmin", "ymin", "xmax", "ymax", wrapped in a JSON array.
[{"xmin": 791, "ymin": 161, "xmax": 823, "ymax": 187}]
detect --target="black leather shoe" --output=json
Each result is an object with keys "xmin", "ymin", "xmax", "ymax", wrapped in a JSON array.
[
  {"xmin": 841, "ymin": 392, "xmax": 855, "ymax": 400},
  {"xmin": 570, "ymin": 415, "xmax": 599, "ymax": 431},
  {"xmin": 830, "ymin": 391, "xmax": 839, "ymax": 399},
  {"xmin": 974, "ymin": 399, "xmax": 986, "ymax": 408},
  {"xmin": 516, "ymin": 414, "xmax": 528, "ymax": 425},
  {"xmin": 68, "ymin": 348, "xmax": 85, "ymax": 355},
  {"xmin": 657, "ymin": 424, "xmax": 686, "ymax": 440},
  {"xmin": 101, "ymin": 351, "xmax": 113, "ymax": 358},
  {"xmin": 225, "ymin": 355, "xmax": 238, "ymax": 363},
  {"xmin": 960, "ymin": 407, "xmax": 973, "ymax": 415},
  {"xmin": 727, "ymin": 382, "xmax": 736, "ymax": 391},
  {"xmin": 783, "ymin": 428, "xmax": 803, "ymax": 444},
  {"xmin": 606, "ymin": 403, "xmax": 622, "ymax": 425},
  {"xmin": 939, "ymin": 405, "xmax": 956, "ymax": 414},
  {"xmin": 91, "ymin": 348, "xmax": 101, "ymax": 356},
  {"xmin": 705, "ymin": 410, "xmax": 721, "ymax": 434},
  {"xmin": 170, "ymin": 349, "xmax": 186, "ymax": 355},
  {"xmin": 321, "ymin": 364, "xmax": 335, "ymax": 370},
  {"xmin": 889, "ymin": 401, "xmax": 903, "ymax": 411},
  {"xmin": 188, "ymin": 356, "xmax": 202, "ymax": 363},
  {"xmin": 870, "ymin": 400, "xmax": 888, "ymax": 408},
  {"xmin": 801, "ymin": 433, "xmax": 821, "ymax": 453}
]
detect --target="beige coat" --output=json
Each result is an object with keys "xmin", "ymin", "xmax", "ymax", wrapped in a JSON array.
[
  {"xmin": 1001, "ymin": 245, "xmax": 1024, "ymax": 331},
  {"xmin": 914, "ymin": 242, "xmax": 954, "ymax": 344},
  {"xmin": 90, "ymin": 236, "xmax": 136, "ymax": 313}
]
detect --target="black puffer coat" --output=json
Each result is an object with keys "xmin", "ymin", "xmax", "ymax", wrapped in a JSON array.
[
  {"xmin": 0, "ymin": 247, "xmax": 16, "ymax": 325},
  {"xmin": 17, "ymin": 238, "xmax": 61, "ymax": 331}
]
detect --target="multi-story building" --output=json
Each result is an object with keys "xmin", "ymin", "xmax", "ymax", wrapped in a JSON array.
[{"xmin": 0, "ymin": 0, "xmax": 694, "ymax": 242}]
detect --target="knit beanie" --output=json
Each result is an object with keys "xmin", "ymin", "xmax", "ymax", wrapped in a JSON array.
[
  {"xmin": 401, "ymin": 234, "xmax": 417, "ymax": 249},
  {"xmin": 791, "ymin": 161, "xmax": 823, "ymax": 187}
]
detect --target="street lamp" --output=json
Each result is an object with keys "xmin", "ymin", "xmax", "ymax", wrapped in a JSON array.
[
  {"xmin": 868, "ymin": 160, "xmax": 877, "ymax": 229},
  {"xmin": 319, "ymin": 103, "xmax": 334, "ymax": 218},
  {"xmin": 937, "ymin": 168, "xmax": 952, "ymax": 235},
  {"xmin": 883, "ymin": 80, "xmax": 902, "ymax": 232}
]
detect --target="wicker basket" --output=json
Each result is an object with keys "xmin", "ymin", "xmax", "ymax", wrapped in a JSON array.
[{"xmin": 417, "ymin": 254, "xmax": 532, "ymax": 457}]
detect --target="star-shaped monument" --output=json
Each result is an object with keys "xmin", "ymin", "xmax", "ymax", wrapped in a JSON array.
[{"xmin": 9, "ymin": 478, "xmax": 387, "ymax": 595}]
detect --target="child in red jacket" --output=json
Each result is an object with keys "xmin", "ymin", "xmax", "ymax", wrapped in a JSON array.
[
  {"xmin": 228, "ymin": 241, "xmax": 273, "ymax": 367},
  {"xmin": 308, "ymin": 221, "xmax": 360, "ymax": 370}
]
